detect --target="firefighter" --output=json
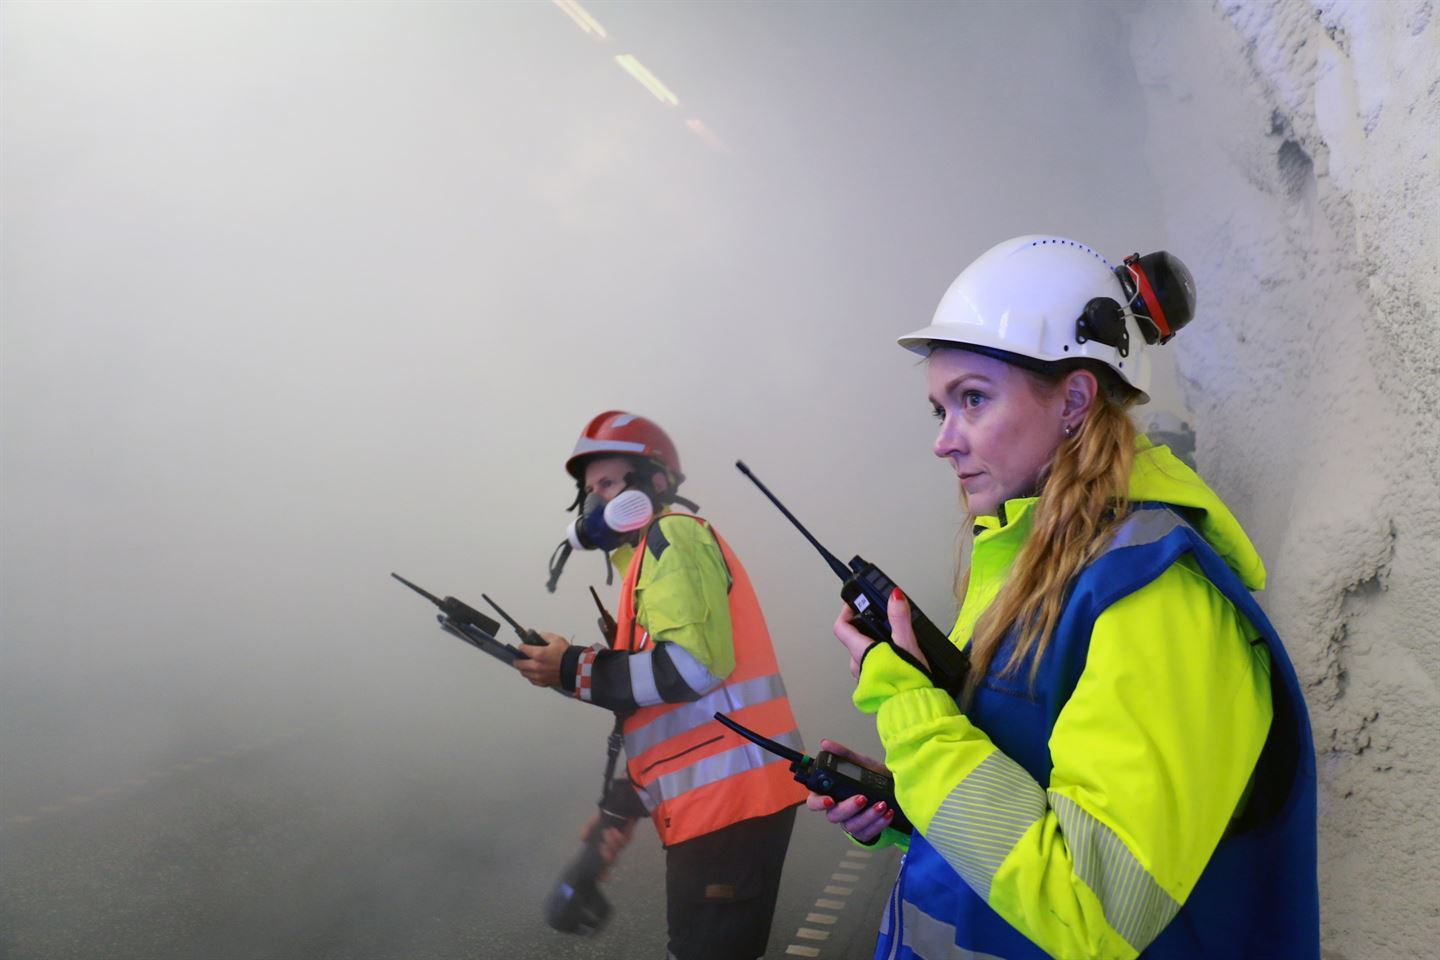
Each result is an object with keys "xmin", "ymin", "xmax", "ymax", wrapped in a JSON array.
[{"xmin": 518, "ymin": 411, "xmax": 807, "ymax": 960}]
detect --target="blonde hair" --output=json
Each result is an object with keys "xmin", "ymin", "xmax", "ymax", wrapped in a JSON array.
[{"xmin": 959, "ymin": 363, "xmax": 1140, "ymax": 702}]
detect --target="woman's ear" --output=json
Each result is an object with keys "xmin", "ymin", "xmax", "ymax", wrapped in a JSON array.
[
  {"xmin": 651, "ymin": 470, "xmax": 670, "ymax": 495},
  {"xmin": 1061, "ymin": 368, "xmax": 1099, "ymax": 423}
]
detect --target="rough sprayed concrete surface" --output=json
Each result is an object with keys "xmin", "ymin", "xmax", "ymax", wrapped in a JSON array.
[{"xmin": 1128, "ymin": 2, "xmax": 1438, "ymax": 956}]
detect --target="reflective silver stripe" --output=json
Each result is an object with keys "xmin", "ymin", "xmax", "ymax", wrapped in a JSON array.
[
  {"xmin": 1050, "ymin": 791, "xmax": 1181, "ymax": 951},
  {"xmin": 640, "ymin": 728, "xmax": 802, "ymax": 807},
  {"xmin": 897, "ymin": 900, "xmax": 1007, "ymax": 960},
  {"xmin": 628, "ymin": 650, "xmax": 662, "ymax": 706},
  {"xmin": 667, "ymin": 643, "xmax": 724, "ymax": 696},
  {"xmin": 623, "ymin": 673, "xmax": 788, "ymax": 758},
  {"xmin": 571, "ymin": 436, "xmax": 646, "ymax": 456},
  {"xmin": 1104, "ymin": 507, "xmax": 1188, "ymax": 553},
  {"xmin": 927, "ymin": 751, "xmax": 1046, "ymax": 902}
]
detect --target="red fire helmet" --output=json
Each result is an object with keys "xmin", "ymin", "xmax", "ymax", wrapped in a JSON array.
[{"xmin": 564, "ymin": 411, "xmax": 684, "ymax": 484}]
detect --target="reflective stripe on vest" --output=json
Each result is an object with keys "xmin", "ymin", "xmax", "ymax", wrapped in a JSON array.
[
  {"xmin": 623, "ymin": 673, "xmax": 789, "ymax": 759},
  {"xmin": 614, "ymin": 514, "xmax": 806, "ymax": 846},
  {"xmin": 634, "ymin": 728, "xmax": 803, "ymax": 811}
]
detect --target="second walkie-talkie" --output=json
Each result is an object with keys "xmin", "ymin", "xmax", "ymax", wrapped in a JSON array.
[
  {"xmin": 714, "ymin": 712, "xmax": 911, "ymax": 835},
  {"xmin": 481, "ymin": 593, "xmax": 549, "ymax": 648},
  {"xmin": 735, "ymin": 461, "xmax": 969, "ymax": 696}
]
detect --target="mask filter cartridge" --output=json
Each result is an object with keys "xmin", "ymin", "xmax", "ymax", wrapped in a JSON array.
[{"xmin": 566, "ymin": 489, "xmax": 654, "ymax": 551}]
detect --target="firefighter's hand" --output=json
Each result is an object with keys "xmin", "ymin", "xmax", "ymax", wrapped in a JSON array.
[
  {"xmin": 804, "ymin": 739, "xmax": 895, "ymax": 843},
  {"xmin": 582, "ymin": 813, "xmax": 637, "ymax": 879},
  {"xmin": 515, "ymin": 632, "xmax": 570, "ymax": 688}
]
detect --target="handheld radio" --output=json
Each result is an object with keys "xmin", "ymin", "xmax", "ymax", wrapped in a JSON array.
[
  {"xmin": 391, "ymin": 573, "xmax": 530, "ymax": 665},
  {"xmin": 481, "ymin": 593, "xmax": 549, "ymax": 648},
  {"xmin": 588, "ymin": 586, "xmax": 618, "ymax": 646},
  {"xmin": 734, "ymin": 461, "xmax": 969, "ymax": 696},
  {"xmin": 714, "ymin": 712, "xmax": 911, "ymax": 835}
]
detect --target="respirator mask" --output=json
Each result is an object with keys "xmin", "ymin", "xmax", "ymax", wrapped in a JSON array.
[
  {"xmin": 567, "ymin": 489, "xmax": 655, "ymax": 552},
  {"xmin": 546, "ymin": 480, "xmax": 659, "ymax": 593}
]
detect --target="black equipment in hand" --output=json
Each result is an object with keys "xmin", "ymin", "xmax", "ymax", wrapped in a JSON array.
[
  {"xmin": 481, "ymin": 593, "xmax": 549, "ymax": 648},
  {"xmin": 391, "ymin": 573, "xmax": 530, "ymax": 665},
  {"xmin": 714, "ymin": 712, "xmax": 911, "ymax": 835},
  {"xmin": 545, "ymin": 721, "xmax": 643, "ymax": 934},
  {"xmin": 734, "ymin": 461, "xmax": 969, "ymax": 696}
]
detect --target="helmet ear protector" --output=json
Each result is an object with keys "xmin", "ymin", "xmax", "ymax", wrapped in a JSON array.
[{"xmin": 1076, "ymin": 251, "xmax": 1196, "ymax": 354}]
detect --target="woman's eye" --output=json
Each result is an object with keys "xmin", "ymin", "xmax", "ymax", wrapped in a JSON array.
[
  {"xmin": 931, "ymin": 405, "xmax": 945, "ymax": 422},
  {"xmin": 962, "ymin": 391, "xmax": 985, "ymax": 408}
]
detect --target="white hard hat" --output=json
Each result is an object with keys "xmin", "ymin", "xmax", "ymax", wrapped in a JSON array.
[{"xmin": 899, "ymin": 235, "xmax": 1193, "ymax": 403}]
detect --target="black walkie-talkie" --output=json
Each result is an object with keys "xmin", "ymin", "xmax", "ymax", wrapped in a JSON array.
[
  {"xmin": 481, "ymin": 593, "xmax": 549, "ymax": 648},
  {"xmin": 392, "ymin": 573, "xmax": 530, "ymax": 664},
  {"xmin": 588, "ymin": 586, "xmax": 618, "ymax": 646},
  {"xmin": 735, "ymin": 461, "xmax": 969, "ymax": 696},
  {"xmin": 714, "ymin": 712, "xmax": 911, "ymax": 835}
]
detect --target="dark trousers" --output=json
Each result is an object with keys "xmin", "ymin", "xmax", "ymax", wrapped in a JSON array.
[{"xmin": 664, "ymin": 805, "xmax": 798, "ymax": 960}]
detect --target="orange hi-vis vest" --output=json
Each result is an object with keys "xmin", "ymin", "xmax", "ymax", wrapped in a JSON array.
[{"xmin": 615, "ymin": 515, "xmax": 807, "ymax": 847}]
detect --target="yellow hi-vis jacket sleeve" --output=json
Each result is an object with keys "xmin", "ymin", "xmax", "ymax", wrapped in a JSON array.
[
  {"xmin": 632, "ymin": 515, "xmax": 736, "ymax": 678},
  {"xmin": 854, "ymin": 555, "xmax": 1273, "ymax": 959}
]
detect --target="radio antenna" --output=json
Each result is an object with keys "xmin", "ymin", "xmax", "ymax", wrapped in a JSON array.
[{"xmin": 734, "ymin": 461, "xmax": 851, "ymax": 581}]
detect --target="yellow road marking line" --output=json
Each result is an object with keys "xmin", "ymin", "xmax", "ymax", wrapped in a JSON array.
[
  {"xmin": 823, "ymin": 884, "xmax": 853, "ymax": 896},
  {"xmin": 805, "ymin": 912, "xmax": 838, "ymax": 925},
  {"xmin": 815, "ymin": 898, "xmax": 845, "ymax": 910},
  {"xmin": 831, "ymin": 872, "xmax": 859, "ymax": 882},
  {"xmin": 796, "ymin": 927, "xmax": 830, "ymax": 941},
  {"xmin": 784, "ymin": 947, "xmax": 820, "ymax": 958},
  {"xmin": 839, "ymin": 860, "xmax": 866, "ymax": 871}
]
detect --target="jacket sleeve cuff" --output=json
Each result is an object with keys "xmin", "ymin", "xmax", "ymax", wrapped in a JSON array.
[
  {"xmin": 852, "ymin": 642, "xmax": 937, "ymax": 715},
  {"xmin": 849, "ymin": 824, "xmax": 912, "ymax": 852},
  {"xmin": 558, "ymin": 644, "xmax": 584, "ymax": 693},
  {"xmin": 875, "ymin": 686, "xmax": 963, "ymax": 751}
]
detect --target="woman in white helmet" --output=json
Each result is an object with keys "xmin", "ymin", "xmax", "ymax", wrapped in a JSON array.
[{"xmin": 810, "ymin": 237, "xmax": 1319, "ymax": 959}]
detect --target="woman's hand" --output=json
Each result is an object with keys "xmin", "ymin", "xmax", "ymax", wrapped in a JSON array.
[
  {"xmin": 803, "ymin": 739, "xmax": 896, "ymax": 843},
  {"xmin": 833, "ymin": 605, "xmax": 875, "ymax": 680},
  {"xmin": 833, "ymin": 588, "xmax": 929, "ymax": 680},
  {"xmin": 885, "ymin": 588, "xmax": 929, "ymax": 673}
]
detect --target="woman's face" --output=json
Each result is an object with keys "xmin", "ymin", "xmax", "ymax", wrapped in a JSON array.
[{"xmin": 927, "ymin": 348, "xmax": 1067, "ymax": 517}]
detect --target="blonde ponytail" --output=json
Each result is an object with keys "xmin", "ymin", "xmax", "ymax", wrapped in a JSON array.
[{"xmin": 962, "ymin": 373, "xmax": 1139, "ymax": 702}]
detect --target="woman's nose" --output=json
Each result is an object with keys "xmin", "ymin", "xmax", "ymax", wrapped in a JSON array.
[{"xmin": 933, "ymin": 418, "xmax": 966, "ymax": 459}]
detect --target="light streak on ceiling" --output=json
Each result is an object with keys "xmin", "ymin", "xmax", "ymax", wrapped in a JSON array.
[
  {"xmin": 614, "ymin": 55, "xmax": 679, "ymax": 107},
  {"xmin": 685, "ymin": 118, "xmax": 729, "ymax": 154},
  {"xmin": 552, "ymin": 0, "xmax": 607, "ymax": 39}
]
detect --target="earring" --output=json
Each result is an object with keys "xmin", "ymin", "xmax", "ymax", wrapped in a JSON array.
[{"xmin": 1063, "ymin": 423, "xmax": 1076, "ymax": 438}]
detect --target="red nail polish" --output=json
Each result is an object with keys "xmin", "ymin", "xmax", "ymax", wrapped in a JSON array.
[
  {"xmin": 875, "ymin": 802, "xmax": 886, "ymax": 812},
  {"xmin": 891, "ymin": 587, "xmax": 905, "ymax": 603},
  {"xmin": 885, "ymin": 810, "xmax": 895, "ymax": 820},
  {"xmin": 823, "ymin": 797, "xmax": 835, "ymax": 809},
  {"xmin": 855, "ymin": 796, "xmax": 867, "ymax": 807}
]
